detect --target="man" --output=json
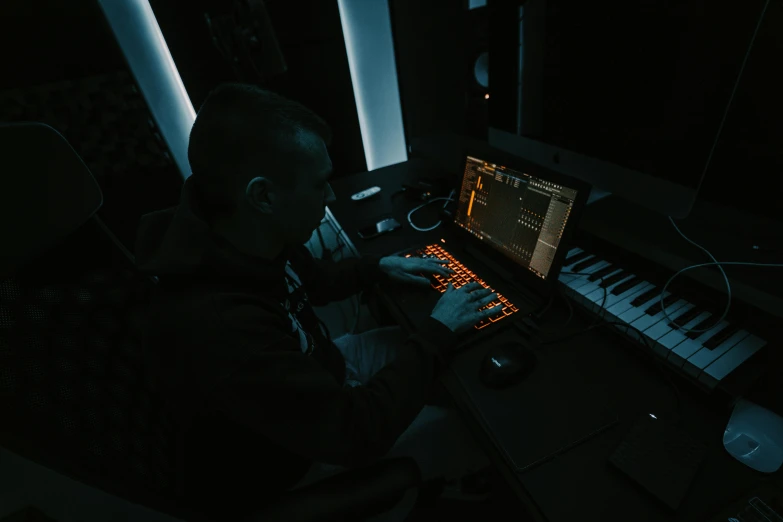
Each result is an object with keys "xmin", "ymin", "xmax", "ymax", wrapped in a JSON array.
[{"xmin": 135, "ymin": 83, "xmax": 501, "ymax": 520}]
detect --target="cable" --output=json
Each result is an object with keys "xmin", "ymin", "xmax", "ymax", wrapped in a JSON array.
[
  {"xmin": 407, "ymin": 190, "xmax": 456, "ymax": 232},
  {"xmin": 536, "ymin": 287, "xmax": 574, "ymax": 333},
  {"xmin": 543, "ymin": 319, "xmax": 683, "ymax": 421},
  {"xmin": 660, "ymin": 216, "xmax": 729, "ymax": 334},
  {"xmin": 658, "ymin": 260, "xmax": 783, "ymax": 332},
  {"xmin": 531, "ymin": 292, "xmax": 556, "ymax": 321},
  {"xmin": 556, "ymin": 270, "xmax": 610, "ymax": 327},
  {"xmin": 656, "ymin": 0, "xmax": 771, "ymax": 333}
]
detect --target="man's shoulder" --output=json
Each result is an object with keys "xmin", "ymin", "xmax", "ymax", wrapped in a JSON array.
[{"xmin": 152, "ymin": 279, "xmax": 288, "ymax": 333}]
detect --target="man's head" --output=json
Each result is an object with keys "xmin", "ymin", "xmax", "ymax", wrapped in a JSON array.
[{"xmin": 188, "ymin": 83, "xmax": 336, "ymax": 258}]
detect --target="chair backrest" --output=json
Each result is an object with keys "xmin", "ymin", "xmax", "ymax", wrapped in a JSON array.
[
  {"xmin": 0, "ymin": 122, "xmax": 184, "ymax": 518},
  {"xmin": 0, "ymin": 122, "xmax": 103, "ymax": 279}
]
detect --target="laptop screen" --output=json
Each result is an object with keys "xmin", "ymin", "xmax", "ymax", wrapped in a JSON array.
[{"xmin": 453, "ymin": 156, "xmax": 580, "ymax": 280}]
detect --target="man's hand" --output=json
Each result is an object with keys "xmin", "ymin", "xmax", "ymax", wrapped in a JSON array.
[{"xmin": 379, "ymin": 255, "xmax": 454, "ymax": 287}]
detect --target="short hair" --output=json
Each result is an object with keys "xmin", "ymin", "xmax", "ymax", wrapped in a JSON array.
[{"xmin": 187, "ymin": 83, "xmax": 332, "ymax": 219}]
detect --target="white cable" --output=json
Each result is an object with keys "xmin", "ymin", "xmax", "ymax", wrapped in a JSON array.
[
  {"xmin": 407, "ymin": 189, "xmax": 456, "ymax": 232},
  {"xmin": 658, "ymin": 0, "xmax": 772, "ymax": 333},
  {"xmin": 660, "ymin": 216, "xmax": 730, "ymax": 333},
  {"xmin": 659, "ymin": 259, "xmax": 783, "ymax": 333}
]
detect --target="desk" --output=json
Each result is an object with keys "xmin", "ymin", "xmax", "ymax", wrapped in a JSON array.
[{"xmin": 328, "ymin": 159, "xmax": 782, "ymax": 522}]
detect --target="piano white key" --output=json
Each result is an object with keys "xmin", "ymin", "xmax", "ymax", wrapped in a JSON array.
[
  {"xmin": 699, "ymin": 334, "xmax": 767, "ymax": 389},
  {"xmin": 667, "ymin": 319, "xmax": 730, "ymax": 367},
  {"xmin": 565, "ymin": 260, "xmax": 609, "ymax": 289},
  {"xmin": 628, "ymin": 299, "xmax": 689, "ymax": 335},
  {"xmin": 616, "ymin": 290, "xmax": 671, "ymax": 325},
  {"xmin": 566, "ymin": 261, "xmax": 611, "ymax": 290},
  {"xmin": 604, "ymin": 283, "xmax": 655, "ymax": 317},
  {"xmin": 657, "ymin": 311, "xmax": 713, "ymax": 351},
  {"xmin": 565, "ymin": 247, "xmax": 583, "ymax": 259},
  {"xmin": 558, "ymin": 255, "xmax": 596, "ymax": 285},
  {"xmin": 574, "ymin": 268, "xmax": 624, "ymax": 298},
  {"xmin": 583, "ymin": 275, "xmax": 636, "ymax": 313},
  {"xmin": 642, "ymin": 304, "xmax": 697, "ymax": 354},
  {"xmin": 682, "ymin": 330, "xmax": 749, "ymax": 378}
]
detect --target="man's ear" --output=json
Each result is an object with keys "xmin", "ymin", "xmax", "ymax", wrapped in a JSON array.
[{"xmin": 245, "ymin": 176, "xmax": 276, "ymax": 214}]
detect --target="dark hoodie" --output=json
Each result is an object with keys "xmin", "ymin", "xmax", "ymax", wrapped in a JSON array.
[{"xmin": 134, "ymin": 177, "xmax": 459, "ymax": 518}]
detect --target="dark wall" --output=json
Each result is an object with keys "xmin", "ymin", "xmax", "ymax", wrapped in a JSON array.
[
  {"xmin": 149, "ymin": 0, "xmax": 367, "ymax": 177},
  {"xmin": 390, "ymin": 0, "xmax": 470, "ymax": 145},
  {"xmin": 1, "ymin": 0, "xmax": 184, "ymax": 251},
  {"xmin": 697, "ymin": 0, "xmax": 783, "ymax": 222}
]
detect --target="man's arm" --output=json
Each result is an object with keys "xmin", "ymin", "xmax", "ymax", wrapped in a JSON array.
[
  {"xmin": 205, "ymin": 302, "xmax": 459, "ymax": 468},
  {"xmin": 289, "ymin": 245, "xmax": 390, "ymax": 306}
]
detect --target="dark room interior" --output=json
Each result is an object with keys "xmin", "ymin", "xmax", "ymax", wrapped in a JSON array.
[{"xmin": 1, "ymin": 1, "xmax": 782, "ymax": 521}]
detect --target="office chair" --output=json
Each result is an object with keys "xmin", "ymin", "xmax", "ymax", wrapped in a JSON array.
[{"xmin": 0, "ymin": 122, "xmax": 421, "ymax": 522}]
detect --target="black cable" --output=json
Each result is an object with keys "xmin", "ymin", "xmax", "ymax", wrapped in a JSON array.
[
  {"xmin": 539, "ymin": 285, "xmax": 574, "ymax": 333},
  {"xmin": 531, "ymin": 292, "xmax": 556, "ymax": 321},
  {"xmin": 539, "ymin": 269, "xmax": 606, "ymax": 331},
  {"xmin": 542, "ymin": 317, "xmax": 683, "ymax": 422},
  {"xmin": 540, "ymin": 269, "xmax": 683, "ymax": 420}
]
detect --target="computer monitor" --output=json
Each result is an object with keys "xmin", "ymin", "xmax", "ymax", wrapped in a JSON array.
[
  {"xmin": 453, "ymin": 155, "xmax": 580, "ymax": 281},
  {"xmin": 487, "ymin": 0, "xmax": 770, "ymax": 219}
]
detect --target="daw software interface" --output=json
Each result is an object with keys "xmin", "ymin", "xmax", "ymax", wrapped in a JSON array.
[{"xmin": 453, "ymin": 156, "xmax": 579, "ymax": 280}]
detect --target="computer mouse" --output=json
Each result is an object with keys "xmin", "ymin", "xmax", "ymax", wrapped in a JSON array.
[
  {"xmin": 723, "ymin": 398, "xmax": 783, "ymax": 473},
  {"xmin": 479, "ymin": 342, "xmax": 538, "ymax": 390}
]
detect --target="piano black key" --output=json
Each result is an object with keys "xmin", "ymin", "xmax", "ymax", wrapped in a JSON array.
[
  {"xmin": 702, "ymin": 322, "xmax": 742, "ymax": 350},
  {"xmin": 610, "ymin": 276, "xmax": 642, "ymax": 296},
  {"xmin": 571, "ymin": 257, "xmax": 601, "ymax": 273},
  {"xmin": 667, "ymin": 306, "xmax": 701, "ymax": 329},
  {"xmin": 565, "ymin": 251, "xmax": 591, "ymax": 266},
  {"xmin": 630, "ymin": 286, "xmax": 660, "ymax": 307},
  {"xmin": 644, "ymin": 293, "xmax": 680, "ymax": 315},
  {"xmin": 599, "ymin": 271, "xmax": 628, "ymax": 288},
  {"xmin": 588, "ymin": 265, "xmax": 617, "ymax": 282},
  {"xmin": 686, "ymin": 315, "xmax": 718, "ymax": 339}
]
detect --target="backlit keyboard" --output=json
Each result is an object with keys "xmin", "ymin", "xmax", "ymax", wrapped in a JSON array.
[{"xmin": 404, "ymin": 243, "xmax": 519, "ymax": 330}]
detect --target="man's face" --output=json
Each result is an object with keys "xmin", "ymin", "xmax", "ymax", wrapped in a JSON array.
[{"xmin": 245, "ymin": 130, "xmax": 336, "ymax": 247}]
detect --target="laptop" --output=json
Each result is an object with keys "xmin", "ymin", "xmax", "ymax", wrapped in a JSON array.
[{"xmin": 388, "ymin": 144, "xmax": 592, "ymax": 345}]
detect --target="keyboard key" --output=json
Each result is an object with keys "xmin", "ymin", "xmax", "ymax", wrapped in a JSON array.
[
  {"xmin": 643, "ymin": 304, "xmax": 696, "ymax": 349},
  {"xmin": 667, "ymin": 306, "xmax": 701, "ymax": 329},
  {"xmin": 629, "ymin": 299, "xmax": 689, "ymax": 335},
  {"xmin": 588, "ymin": 265, "xmax": 618, "ymax": 282},
  {"xmin": 610, "ymin": 276, "xmax": 642, "ymax": 296},
  {"xmin": 668, "ymin": 320, "xmax": 729, "ymax": 367},
  {"xmin": 702, "ymin": 322, "xmax": 743, "ymax": 350},
  {"xmin": 605, "ymin": 283, "xmax": 655, "ymax": 317},
  {"xmin": 576, "ymin": 269, "xmax": 624, "ymax": 298},
  {"xmin": 630, "ymin": 286, "xmax": 660, "ymax": 308},
  {"xmin": 571, "ymin": 256, "xmax": 602, "ymax": 273},
  {"xmin": 566, "ymin": 261, "xmax": 611, "ymax": 290},
  {"xmin": 699, "ymin": 334, "xmax": 767, "ymax": 388},
  {"xmin": 564, "ymin": 251, "xmax": 591, "ymax": 267},
  {"xmin": 644, "ymin": 293, "xmax": 680, "ymax": 315},
  {"xmin": 599, "ymin": 271, "xmax": 628, "ymax": 288},
  {"xmin": 617, "ymin": 291, "xmax": 672, "ymax": 325},
  {"xmin": 683, "ymin": 329, "xmax": 748, "ymax": 378},
  {"xmin": 657, "ymin": 311, "xmax": 712, "ymax": 351},
  {"xmin": 685, "ymin": 315, "xmax": 719, "ymax": 339},
  {"xmin": 418, "ymin": 243, "xmax": 520, "ymax": 330},
  {"xmin": 587, "ymin": 280, "xmax": 648, "ymax": 312}
]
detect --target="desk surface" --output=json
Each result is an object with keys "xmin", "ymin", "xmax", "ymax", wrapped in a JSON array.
[{"xmin": 328, "ymin": 160, "xmax": 782, "ymax": 522}]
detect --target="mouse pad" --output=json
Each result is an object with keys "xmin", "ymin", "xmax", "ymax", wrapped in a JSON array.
[{"xmin": 449, "ymin": 332, "xmax": 620, "ymax": 473}]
